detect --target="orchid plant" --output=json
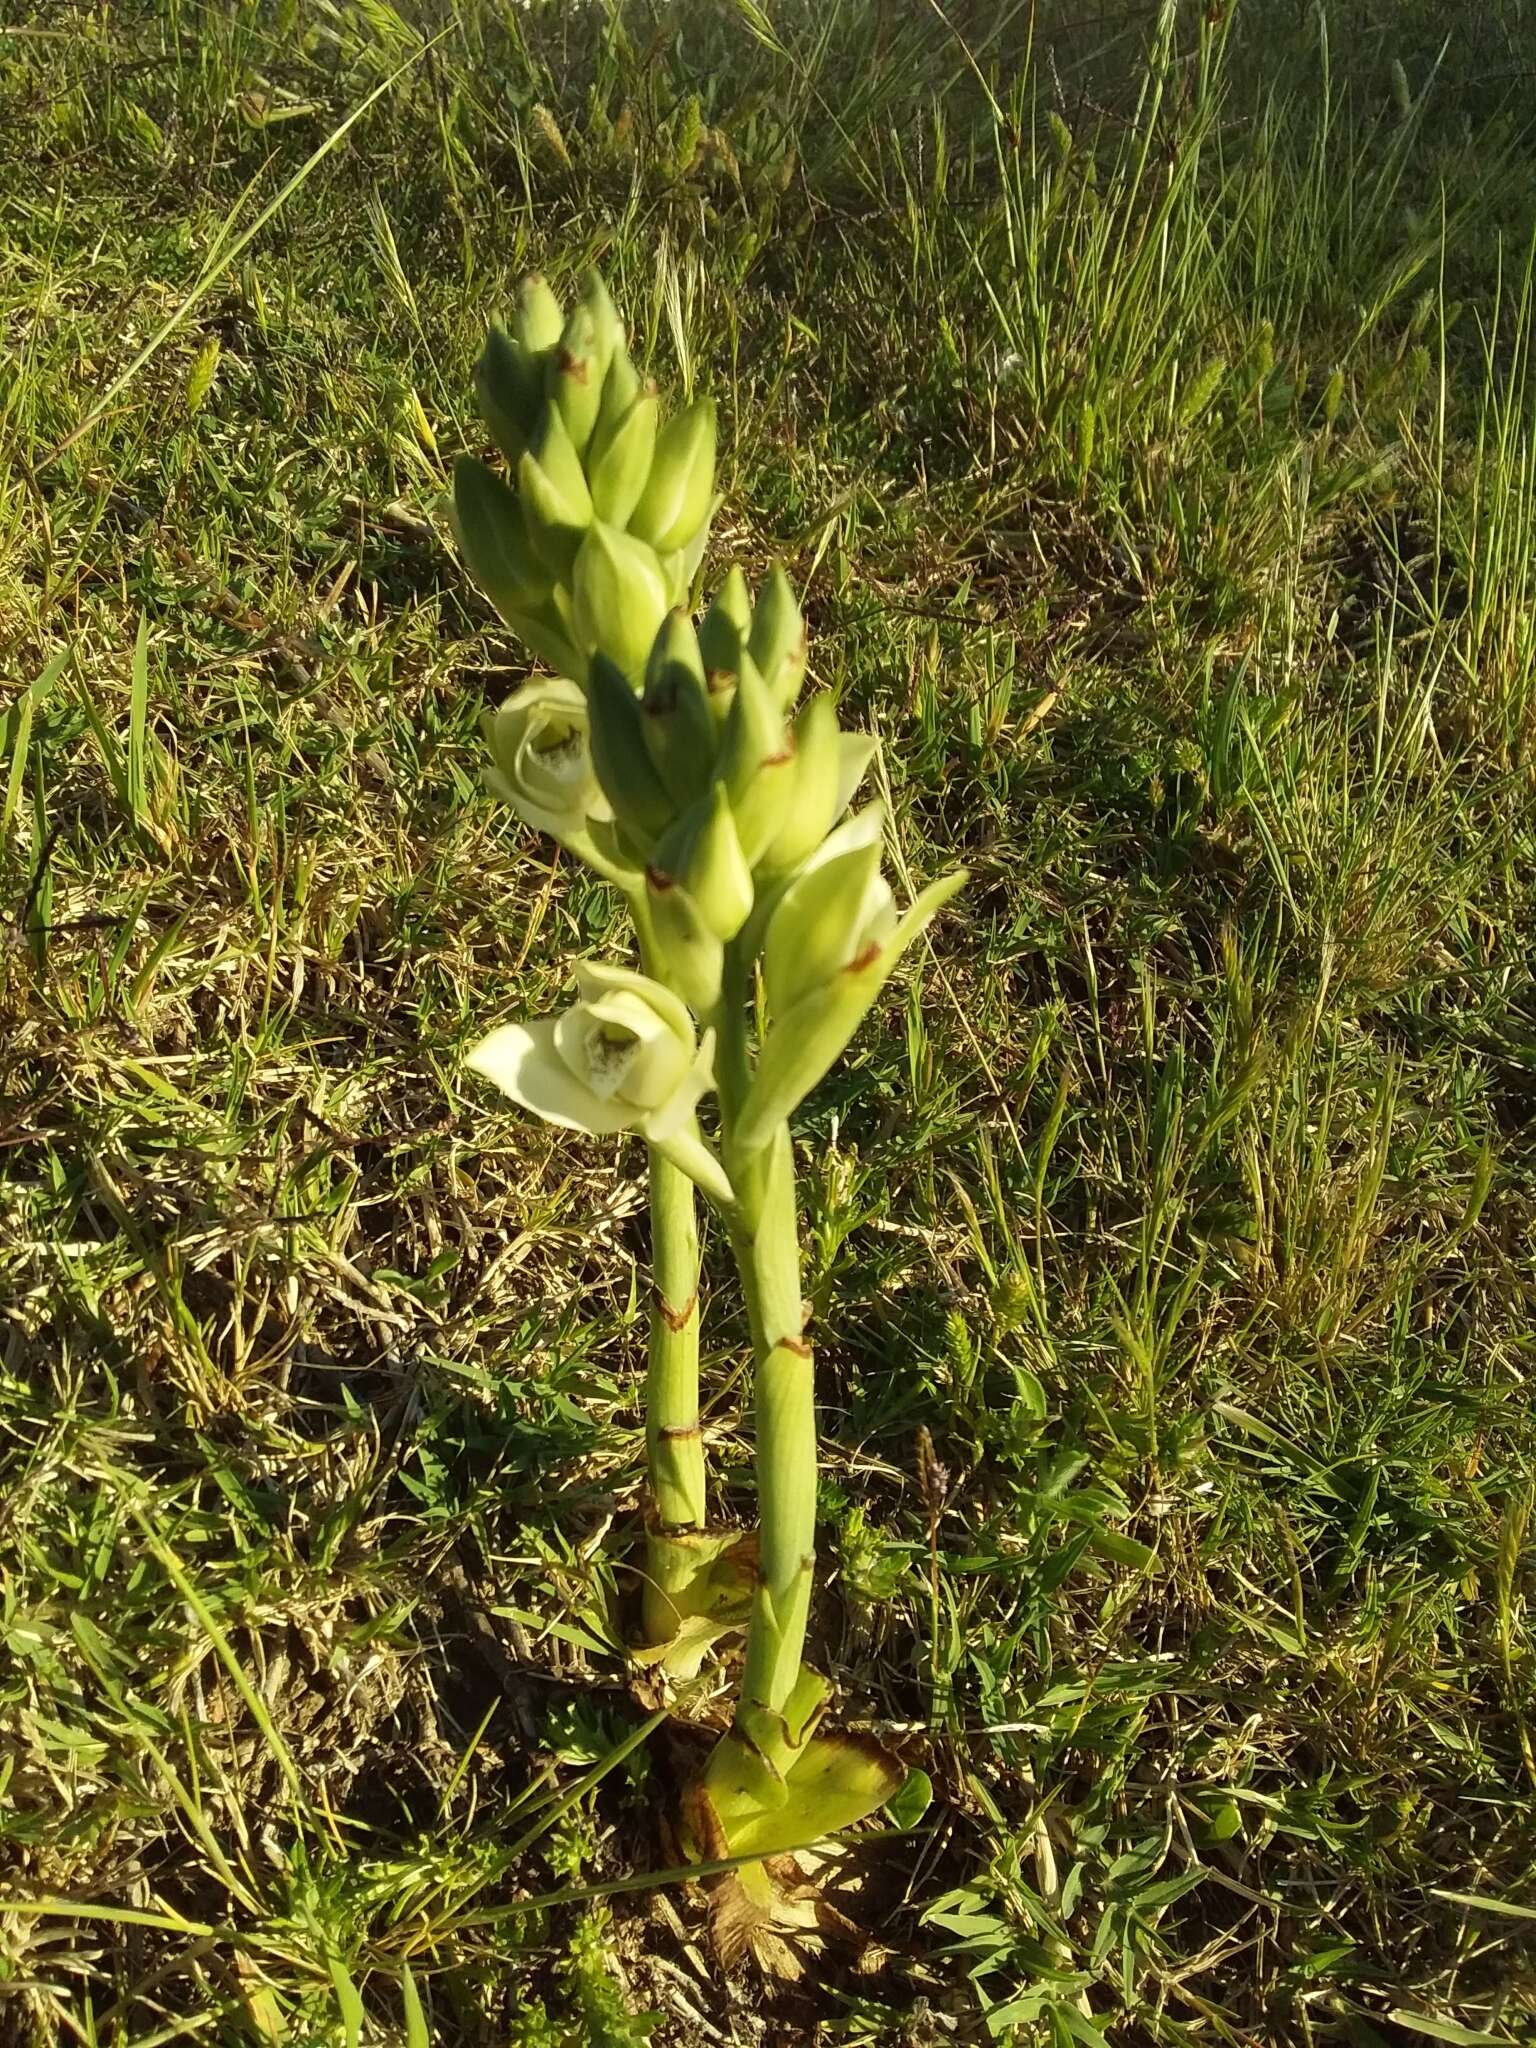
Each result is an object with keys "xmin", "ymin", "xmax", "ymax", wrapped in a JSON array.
[{"xmin": 451, "ymin": 270, "xmax": 963, "ymax": 1958}]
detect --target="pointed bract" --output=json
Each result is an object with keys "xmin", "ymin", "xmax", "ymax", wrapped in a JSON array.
[
  {"xmin": 762, "ymin": 807, "xmax": 891, "ymax": 1016},
  {"xmin": 761, "ymin": 692, "xmax": 841, "ymax": 871},
  {"xmin": 719, "ymin": 652, "xmax": 795, "ymax": 866},
  {"xmin": 748, "ymin": 565, "xmax": 807, "ymax": 711},
  {"xmin": 666, "ymin": 504, "xmax": 719, "ymax": 609},
  {"xmin": 590, "ymin": 348, "xmax": 643, "ymax": 465},
  {"xmin": 673, "ymin": 783, "xmax": 754, "ymax": 942},
  {"xmin": 835, "ymin": 730, "xmax": 879, "ymax": 816},
  {"xmin": 531, "ymin": 404, "xmax": 595, "ymax": 517},
  {"xmin": 579, "ymin": 269, "xmax": 627, "ymax": 369},
  {"xmin": 698, "ymin": 566, "xmax": 752, "ymax": 701},
  {"xmin": 587, "ymin": 651, "xmax": 677, "ymax": 847},
  {"xmin": 736, "ymin": 868, "xmax": 967, "ymax": 1152},
  {"xmin": 642, "ymin": 609, "xmax": 719, "ymax": 804},
  {"xmin": 451, "ymin": 455, "xmax": 549, "ymax": 618},
  {"xmin": 645, "ymin": 868, "xmax": 725, "ymax": 1011},
  {"xmin": 546, "ymin": 301, "xmax": 606, "ymax": 454},
  {"xmin": 517, "ymin": 422, "xmax": 591, "ymax": 579}
]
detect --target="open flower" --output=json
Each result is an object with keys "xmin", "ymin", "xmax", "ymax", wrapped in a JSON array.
[
  {"xmin": 482, "ymin": 674, "xmax": 611, "ymax": 843},
  {"xmin": 467, "ymin": 961, "xmax": 714, "ymax": 1142}
]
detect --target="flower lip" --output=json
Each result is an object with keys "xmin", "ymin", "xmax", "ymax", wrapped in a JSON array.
[
  {"xmin": 583, "ymin": 1021, "xmax": 641, "ymax": 1092},
  {"xmin": 529, "ymin": 726, "xmax": 583, "ymax": 764}
]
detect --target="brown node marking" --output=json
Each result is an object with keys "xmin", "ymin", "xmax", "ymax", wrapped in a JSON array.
[
  {"xmin": 845, "ymin": 941, "xmax": 882, "ymax": 975},
  {"xmin": 777, "ymin": 1335, "xmax": 812, "ymax": 1359},
  {"xmin": 705, "ymin": 667, "xmax": 737, "ymax": 696},
  {"xmin": 644, "ymin": 678, "xmax": 678, "ymax": 716},
  {"xmin": 655, "ymin": 1286, "xmax": 698, "ymax": 1331},
  {"xmin": 658, "ymin": 1422, "xmax": 702, "ymax": 1443},
  {"xmin": 557, "ymin": 349, "xmax": 589, "ymax": 383},
  {"xmin": 763, "ymin": 735, "xmax": 798, "ymax": 768},
  {"xmin": 646, "ymin": 864, "xmax": 677, "ymax": 893}
]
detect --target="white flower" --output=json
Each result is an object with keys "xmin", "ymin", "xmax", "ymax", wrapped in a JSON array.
[
  {"xmin": 467, "ymin": 961, "xmax": 714, "ymax": 1142},
  {"xmin": 482, "ymin": 674, "xmax": 611, "ymax": 843}
]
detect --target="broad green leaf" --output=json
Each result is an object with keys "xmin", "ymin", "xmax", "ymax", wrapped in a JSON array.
[{"xmin": 885, "ymin": 1767, "xmax": 933, "ymax": 1830}]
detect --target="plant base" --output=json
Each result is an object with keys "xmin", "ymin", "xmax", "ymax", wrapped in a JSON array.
[
  {"xmin": 682, "ymin": 1667, "xmax": 903, "ymax": 1969},
  {"xmin": 635, "ymin": 1525, "xmax": 757, "ymax": 1682}
]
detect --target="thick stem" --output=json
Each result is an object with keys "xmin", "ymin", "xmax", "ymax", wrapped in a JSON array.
[
  {"xmin": 728, "ymin": 1123, "xmax": 802, "ymax": 1352},
  {"xmin": 645, "ymin": 1147, "xmax": 706, "ymax": 1531},
  {"xmin": 637, "ymin": 925, "xmax": 708, "ymax": 1544},
  {"xmin": 713, "ymin": 940, "xmax": 755, "ymax": 1139},
  {"xmin": 727, "ymin": 1121, "xmax": 817, "ymax": 1723}
]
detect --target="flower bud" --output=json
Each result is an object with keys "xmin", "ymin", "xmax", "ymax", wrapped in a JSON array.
[
  {"xmin": 467, "ymin": 960, "xmax": 714, "ymax": 1143},
  {"xmin": 644, "ymin": 868, "xmax": 725, "ymax": 1011},
  {"xmin": 532, "ymin": 403, "xmax": 595, "ymax": 510},
  {"xmin": 629, "ymin": 398, "xmax": 717, "ymax": 555},
  {"xmin": 748, "ymin": 565, "xmax": 807, "ymax": 711},
  {"xmin": 587, "ymin": 652, "xmax": 677, "ymax": 850},
  {"xmin": 763, "ymin": 808, "xmax": 892, "ymax": 1017},
  {"xmin": 760, "ymin": 693, "xmax": 841, "ymax": 872},
  {"xmin": 698, "ymin": 567, "xmax": 752, "ymax": 717},
  {"xmin": 546, "ymin": 302, "xmax": 607, "ymax": 455},
  {"xmin": 642, "ymin": 610, "xmax": 719, "ymax": 803},
  {"xmin": 735, "ymin": 825, "xmax": 967, "ymax": 1152},
  {"xmin": 579, "ymin": 269, "xmax": 627, "ymax": 372},
  {"xmin": 572, "ymin": 521, "xmax": 670, "ymax": 682},
  {"xmin": 514, "ymin": 273, "xmax": 565, "ymax": 359},
  {"xmin": 473, "ymin": 320, "xmax": 543, "ymax": 465},
  {"xmin": 657, "ymin": 782, "xmax": 754, "ymax": 942},
  {"xmin": 589, "ymin": 348, "xmax": 643, "ymax": 465},
  {"xmin": 481, "ymin": 674, "xmax": 610, "ymax": 845},
  {"xmin": 719, "ymin": 651, "xmax": 796, "ymax": 867},
  {"xmin": 517, "ymin": 411, "xmax": 593, "ymax": 579},
  {"xmin": 589, "ymin": 388, "xmax": 660, "ymax": 527}
]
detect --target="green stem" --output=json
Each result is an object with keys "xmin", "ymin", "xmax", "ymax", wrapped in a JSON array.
[
  {"xmin": 727, "ymin": 1117, "xmax": 817, "ymax": 1724},
  {"xmin": 713, "ymin": 939, "xmax": 754, "ymax": 1136},
  {"xmin": 645, "ymin": 1146, "xmax": 706, "ymax": 1532},
  {"xmin": 711, "ymin": 940, "xmax": 817, "ymax": 1723},
  {"xmin": 637, "ymin": 926, "xmax": 708, "ymax": 1544}
]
